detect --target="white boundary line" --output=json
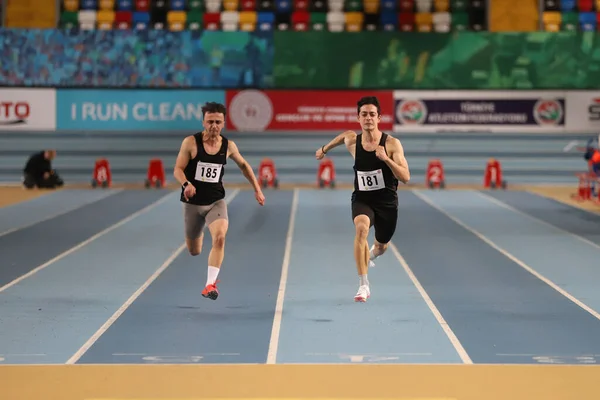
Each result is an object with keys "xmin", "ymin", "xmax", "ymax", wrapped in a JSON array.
[
  {"xmin": 0, "ymin": 190, "xmax": 122, "ymax": 238},
  {"xmin": 476, "ymin": 190, "xmax": 600, "ymax": 252},
  {"xmin": 65, "ymin": 189, "xmax": 240, "ymax": 364},
  {"xmin": 412, "ymin": 189, "xmax": 600, "ymax": 323},
  {"xmin": 388, "ymin": 242, "xmax": 473, "ymax": 364},
  {"xmin": 266, "ymin": 188, "xmax": 299, "ymax": 364},
  {"xmin": 0, "ymin": 191, "xmax": 173, "ymax": 294}
]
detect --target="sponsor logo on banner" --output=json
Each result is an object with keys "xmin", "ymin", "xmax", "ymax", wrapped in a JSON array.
[
  {"xmin": 226, "ymin": 90, "xmax": 394, "ymax": 131},
  {"xmin": 0, "ymin": 88, "xmax": 56, "ymax": 130},
  {"xmin": 393, "ymin": 91, "xmax": 565, "ymax": 133},
  {"xmin": 57, "ymin": 90, "xmax": 225, "ymax": 130},
  {"xmin": 565, "ymin": 91, "xmax": 600, "ymax": 132}
]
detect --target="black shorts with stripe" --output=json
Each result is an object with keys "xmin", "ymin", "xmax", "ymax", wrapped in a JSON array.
[{"xmin": 351, "ymin": 200, "xmax": 398, "ymax": 244}]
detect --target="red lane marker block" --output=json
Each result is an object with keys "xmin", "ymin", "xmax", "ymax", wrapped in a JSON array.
[
  {"xmin": 426, "ymin": 158, "xmax": 445, "ymax": 189},
  {"xmin": 483, "ymin": 158, "xmax": 507, "ymax": 189},
  {"xmin": 92, "ymin": 158, "xmax": 111, "ymax": 188},
  {"xmin": 317, "ymin": 158, "xmax": 336, "ymax": 189},
  {"xmin": 145, "ymin": 158, "xmax": 165, "ymax": 189},
  {"xmin": 258, "ymin": 158, "xmax": 279, "ymax": 189}
]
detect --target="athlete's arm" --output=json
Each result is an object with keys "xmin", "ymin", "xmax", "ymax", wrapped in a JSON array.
[
  {"xmin": 316, "ymin": 130, "xmax": 357, "ymax": 160},
  {"xmin": 228, "ymin": 140, "xmax": 265, "ymax": 204},
  {"xmin": 377, "ymin": 138, "xmax": 410, "ymax": 184},
  {"xmin": 173, "ymin": 136, "xmax": 193, "ymax": 186}
]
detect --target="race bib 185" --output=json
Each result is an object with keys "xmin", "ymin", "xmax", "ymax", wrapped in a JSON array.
[
  {"xmin": 195, "ymin": 161, "xmax": 222, "ymax": 183},
  {"xmin": 357, "ymin": 169, "xmax": 384, "ymax": 191}
]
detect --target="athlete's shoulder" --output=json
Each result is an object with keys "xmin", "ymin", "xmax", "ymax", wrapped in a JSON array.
[
  {"xmin": 344, "ymin": 130, "xmax": 358, "ymax": 144},
  {"xmin": 384, "ymin": 132, "xmax": 402, "ymax": 146}
]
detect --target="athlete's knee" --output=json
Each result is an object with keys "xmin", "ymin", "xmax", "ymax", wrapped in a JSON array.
[
  {"xmin": 212, "ymin": 231, "xmax": 226, "ymax": 249},
  {"xmin": 353, "ymin": 217, "xmax": 370, "ymax": 241},
  {"xmin": 186, "ymin": 238, "xmax": 202, "ymax": 256},
  {"xmin": 374, "ymin": 241, "xmax": 388, "ymax": 253}
]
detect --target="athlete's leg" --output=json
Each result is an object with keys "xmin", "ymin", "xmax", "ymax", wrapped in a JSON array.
[
  {"xmin": 351, "ymin": 201, "xmax": 374, "ymax": 302},
  {"xmin": 201, "ymin": 199, "xmax": 229, "ymax": 300},
  {"xmin": 370, "ymin": 204, "xmax": 398, "ymax": 265},
  {"xmin": 183, "ymin": 203, "xmax": 206, "ymax": 256}
]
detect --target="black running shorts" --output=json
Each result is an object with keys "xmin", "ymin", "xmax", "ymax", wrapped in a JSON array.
[{"xmin": 351, "ymin": 200, "xmax": 398, "ymax": 244}]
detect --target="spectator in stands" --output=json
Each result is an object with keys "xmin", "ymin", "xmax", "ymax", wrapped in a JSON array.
[{"xmin": 23, "ymin": 150, "xmax": 64, "ymax": 189}]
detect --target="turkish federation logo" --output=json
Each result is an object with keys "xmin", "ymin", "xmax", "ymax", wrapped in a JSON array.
[
  {"xmin": 395, "ymin": 99, "xmax": 427, "ymax": 125},
  {"xmin": 229, "ymin": 90, "xmax": 274, "ymax": 131},
  {"xmin": 533, "ymin": 99, "xmax": 563, "ymax": 125}
]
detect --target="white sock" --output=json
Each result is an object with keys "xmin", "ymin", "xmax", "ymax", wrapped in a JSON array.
[
  {"xmin": 359, "ymin": 274, "xmax": 369, "ymax": 286},
  {"xmin": 206, "ymin": 266, "xmax": 220, "ymax": 285}
]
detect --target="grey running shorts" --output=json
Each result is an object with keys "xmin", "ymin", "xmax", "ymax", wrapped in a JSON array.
[{"xmin": 183, "ymin": 199, "xmax": 228, "ymax": 239}]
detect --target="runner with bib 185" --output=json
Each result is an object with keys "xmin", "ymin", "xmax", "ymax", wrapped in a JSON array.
[{"xmin": 315, "ymin": 96, "xmax": 410, "ymax": 303}]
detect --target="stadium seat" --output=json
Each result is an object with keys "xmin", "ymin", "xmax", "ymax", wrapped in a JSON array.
[
  {"xmin": 63, "ymin": 0, "xmax": 79, "ymax": 12},
  {"xmin": 60, "ymin": 10, "xmax": 79, "ymax": 27},
  {"xmin": 326, "ymin": 11, "xmax": 344, "ymax": 31},
  {"xmin": 258, "ymin": 0, "xmax": 275, "ymax": 10},
  {"xmin": 380, "ymin": 0, "xmax": 394, "ymax": 11},
  {"xmin": 99, "ymin": 0, "xmax": 115, "ymax": 9},
  {"xmin": 379, "ymin": 11, "xmax": 397, "ymax": 30},
  {"xmin": 363, "ymin": 0, "xmax": 378, "ymax": 13},
  {"xmin": 450, "ymin": 0, "xmax": 466, "ymax": 11},
  {"xmin": 221, "ymin": 11, "xmax": 239, "ymax": 30},
  {"xmin": 559, "ymin": 0, "xmax": 575, "ymax": 10},
  {"xmin": 151, "ymin": 8, "xmax": 167, "ymax": 28},
  {"xmin": 399, "ymin": 12, "xmax": 415, "ymax": 31},
  {"xmin": 115, "ymin": 10, "xmax": 133, "ymax": 27},
  {"xmin": 275, "ymin": 12, "xmax": 290, "ymax": 29},
  {"xmin": 257, "ymin": 11, "xmax": 275, "ymax": 30},
  {"xmin": 415, "ymin": 0, "xmax": 432, "ymax": 12},
  {"xmin": 167, "ymin": 10, "xmax": 186, "ymax": 30},
  {"xmin": 434, "ymin": 0, "xmax": 448, "ymax": 11},
  {"xmin": 135, "ymin": 0, "xmax": 149, "ymax": 11},
  {"xmin": 433, "ymin": 11, "xmax": 450, "ymax": 31},
  {"xmin": 310, "ymin": 11, "xmax": 326, "ymax": 29},
  {"xmin": 205, "ymin": 0, "xmax": 221, "ymax": 13},
  {"xmin": 239, "ymin": 10, "xmax": 257, "ymax": 30},
  {"xmin": 241, "ymin": 0, "xmax": 256, "ymax": 10},
  {"xmin": 345, "ymin": 11, "xmax": 363, "ymax": 31},
  {"xmin": 170, "ymin": 0, "xmax": 186, "ymax": 10},
  {"xmin": 415, "ymin": 11, "xmax": 432, "ymax": 31},
  {"xmin": 542, "ymin": 11, "xmax": 561, "ymax": 31},
  {"xmin": 78, "ymin": 10, "xmax": 97, "ymax": 29},
  {"xmin": 542, "ymin": 0, "xmax": 559, "ymax": 11},
  {"xmin": 291, "ymin": 10, "xmax": 309, "ymax": 30},
  {"xmin": 344, "ymin": 0, "xmax": 362, "ymax": 11},
  {"xmin": 223, "ymin": 0, "xmax": 239, "ymax": 11},
  {"xmin": 80, "ymin": 0, "xmax": 97, "ymax": 10},
  {"xmin": 132, "ymin": 11, "xmax": 150, "ymax": 28},
  {"xmin": 579, "ymin": 11, "xmax": 596, "ymax": 30},
  {"xmin": 203, "ymin": 12, "xmax": 221, "ymax": 29},
  {"xmin": 561, "ymin": 11, "xmax": 578, "ymax": 30},
  {"xmin": 97, "ymin": 9, "xmax": 116, "ymax": 28},
  {"xmin": 188, "ymin": 0, "xmax": 204, "ymax": 10},
  {"xmin": 116, "ymin": 0, "xmax": 134, "ymax": 10},
  {"xmin": 186, "ymin": 10, "xmax": 202, "ymax": 29},
  {"xmin": 400, "ymin": 0, "xmax": 414, "ymax": 12},
  {"xmin": 328, "ymin": 0, "xmax": 343, "ymax": 11},
  {"xmin": 578, "ymin": 0, "xmax": 593, "ymax": 12},
  {"xmin": 451, "ymin": 11, "xmax": 467, "ymax": 29},
  {"xmin": 363, "ymin": 12, "xmax": 379, "ymax": 29},
  {"xmin": 275, "ymin": 0, "xmax": 292, "ymax": 13}
]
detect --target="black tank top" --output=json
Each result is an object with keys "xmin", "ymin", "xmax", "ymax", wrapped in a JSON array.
[
  {"xmin": 352, "ymin": 132, "xmax": 398, "ymax": 205},
  {"xmin": 180, "ymin": 132, "xmax": 228, "ymax": 205}
]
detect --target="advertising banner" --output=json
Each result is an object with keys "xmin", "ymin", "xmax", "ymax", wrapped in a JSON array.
[
  {"xmin": 393, "ymin": 91, "xmax": 566, "ymax": 133},
  {"xmin": 0, "ymin": 89, "xmax": 56, "ymax": 131},
  {"xmin": 57, "ymin": 90, "xmax": 225, "ymax": 130},
  {"xmin": 226, "ymin": 90, "xmax": 394, "ymax": 131},
  {"xmin": 565, "ymin": 91, "xmax": 600, "ymax": 133}
]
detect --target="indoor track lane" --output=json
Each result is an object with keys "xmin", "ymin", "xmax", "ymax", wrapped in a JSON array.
[
  {"xmin": 390, "ymin": 190, "xmax": 600, "ymax": 365},
  {"xmin": 0, "ymin": 190, "xmax": 171, "ymax": 290},
  {"xmin": 74, "ymin": 190, "xmax": 293, "ymax": 364}
]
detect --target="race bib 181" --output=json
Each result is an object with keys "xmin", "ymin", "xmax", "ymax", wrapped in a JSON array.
[
  {"xmin": 195, "ymin": 161, "xmax": 222, "ymax": 183},
  {"xmin": 357, "ymin": 169, "xmax": 384, "ymax": 191}
]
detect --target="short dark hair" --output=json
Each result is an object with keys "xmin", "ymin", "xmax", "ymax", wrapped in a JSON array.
[
  {"xmin": 357, "ymin": 96, "xmax": 381, "ymax": 115},
  {"xmin": 202, "ymin": 102, "xmax": 227, "ymax": 117}
]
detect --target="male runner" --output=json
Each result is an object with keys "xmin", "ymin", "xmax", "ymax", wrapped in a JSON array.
[
  {"xmin": 174, "ymin": 102, "xmax": 265, "ymax": 301},
  {"xmin": 315, "ymin": 96, "xmax": 410, "ymax": 302}
]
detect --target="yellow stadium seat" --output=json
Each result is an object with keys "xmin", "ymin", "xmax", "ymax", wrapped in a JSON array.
[
  {"xmin": 96, "ymin": 10, "xmax": 115, "ymax": 29},
  {"xmin": 99, "ymin": 0, "xmax": 115, "ymax": 9},
  {"xmin": 433, "ymin": 0, "xmax": 449, "ymax": 12},
  {"xmin": 363, "ymin": 0, "xmax": 379, "ymax": 13},
  {"xmin": 63, "ymin": 0, "xmax": 79, "ymax": 12},
  {"xmin": 542, "ymin": 11, "xmax": 560, "ymax": 31},
  {"xmin": 223, "ymin": 0, "xmax": 239, "ymax": 11},
  {"xmin": 345, "ymin": 12, "xmax": 363, "ymax": 31},
  {"xmin": 167, "ymin": 10, "xmax": 187, "ymax": 31},
  {"xmin": 239, "ymin": 11, "xmax": 257, "ymax": 31},
  {"xmin": 415, "ymin": 12, "xmax": 433, "ymax": 32}
]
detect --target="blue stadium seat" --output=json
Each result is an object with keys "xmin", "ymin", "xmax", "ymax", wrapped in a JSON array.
[
  {"xmin": 117, "ymin": 0, "xmax": 134, "ymax": 10},
  {"xmin": 579, "ymin": 11, "xmax": 596, "ymax": 30},
  {"xmin": 559, "ymin": 0, "xmax": 576, "ymax": 11},
  {"xmin": 257, "ymin": 11, "xmax": 275, "ymax": 30},
  {"xmin": 133, "ymin": 11, "xmax": 150, "ymax": 28}
]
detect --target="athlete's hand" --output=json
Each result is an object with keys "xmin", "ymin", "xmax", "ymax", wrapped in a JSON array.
[
  {"xmin": 255, "ymin": 189, "xmax": 265, "ymax": 206},
  {"xmin": 375, "ymin": 146, "xmax": 389, "ymax": 162},
  {"xmin": 315, "ymin": 147, "xmax": 325, "ymax": 160},
  {"xmin": 183, "ymin": 184, "xmax": 196, "ymax": 201}
]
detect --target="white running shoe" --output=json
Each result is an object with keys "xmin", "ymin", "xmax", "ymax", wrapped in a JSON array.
[{"xmin": 354, "ymin": 285, "xmax": 370, "ymax": 302}]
